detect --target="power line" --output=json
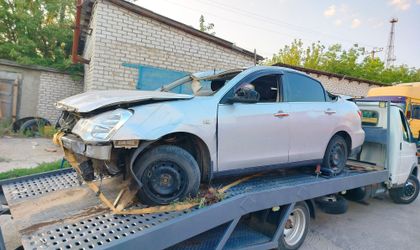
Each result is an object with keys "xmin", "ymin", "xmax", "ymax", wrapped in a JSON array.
[
  {"xmin": 186, "ymin": 0, "xmax": 379, "ymax": 48},
  {"xmin": 195, "ymin": 0, "xmax": 378, "ymax": 48}
]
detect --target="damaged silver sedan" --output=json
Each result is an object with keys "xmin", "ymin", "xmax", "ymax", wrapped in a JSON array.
[{"xmin": 56, "ymin": 66, "xmax": 364, "ymax": 205}]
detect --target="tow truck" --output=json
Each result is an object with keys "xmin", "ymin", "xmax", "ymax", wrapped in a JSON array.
[{"xmin": 0, "ymin": 101, "xmax": 418, "ymax": 250}]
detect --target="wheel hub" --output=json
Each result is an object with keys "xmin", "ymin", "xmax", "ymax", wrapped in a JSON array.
[
  {"xmin": 283, "ymin": 207, "xmax": 306, "ymax": 246},
  {"xmin": 403, "ymin": 180, "xmax": 416, "ymax": 200},
  {"xmin": 144, "ymin": 161, "xmax": 186, "ymax": 198}
]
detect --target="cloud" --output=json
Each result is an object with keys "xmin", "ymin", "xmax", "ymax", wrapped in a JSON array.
[
  {"xmin": 334, "ymin": 19, "xmax": 343, "ymax": 27},
  {"xmin": 417, "ymin": 0, "xmax": 420, "ymax": 4},
  {"xmin": 351, "ymin": 18, "xmax": 362, "ymax": 28},
  {"xmin": 324, "ymin": 5, "xmax": 336, "ymax": 17},
  {"xmin": 389, "ymin": 0, "xmax": 411, "ymax": 10}
]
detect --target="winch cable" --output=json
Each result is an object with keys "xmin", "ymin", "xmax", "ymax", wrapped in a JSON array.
[{"xmin": 53, "ymin": 132, "xmax": 261, "ymax": 215}]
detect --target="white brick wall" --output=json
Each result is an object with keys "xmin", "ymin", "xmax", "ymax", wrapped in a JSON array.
[
  {"xmin": 37, "ymin": 72, "xmax": 83, "ymax": 122},
  {"xmin": 308, "ymin": 74, "xmax": 377, "ymax": 97},
  {"xmin": 84, "ymin": 0, "xmax": 255, "ymax": 90}
]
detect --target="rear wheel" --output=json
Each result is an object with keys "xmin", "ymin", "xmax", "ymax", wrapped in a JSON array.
[
  {"xmin": 278, "ymin": 202, "xmax": 310, "ymax": 250},
  {"xmin": 389, "ymin": 174, "xmax": 419, "ymax": 204},
  {"xmin": 321, "ymin": 135, "xmax": 348, "ymax": 176},
  {"xmin": 134, "ymin": 145, "xmax": 200, "ymax": 205}
]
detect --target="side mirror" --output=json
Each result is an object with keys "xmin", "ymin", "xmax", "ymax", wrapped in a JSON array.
[{"xmin": 227, "ymin": 87, "xmax": 260, "ymax": 104}]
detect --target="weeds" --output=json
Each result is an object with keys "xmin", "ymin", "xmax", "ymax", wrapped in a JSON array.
[
  {"xmin": 0, "ymin": 119, "xmax": 13, "ymax": 137},
  {"xmin": 0, "ymin": 160, "xmax": 69, "ymax": 180},
  {"xmin": 0, "ymin": 118, "xmax": 57, "ymax": 138}
]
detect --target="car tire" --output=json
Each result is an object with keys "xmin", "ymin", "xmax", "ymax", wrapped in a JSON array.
[
  {"xmin": 321, "ymin": 135, "xmax": 348, "ymax": 176},
  {"xmin": 19, "ymin": 118, "xmax": 50, "ymax": 136},
  {"xmin": 278, "ymin": 202, "xmax": 310, "ymax": 250},
  {"xmin": 134, "ymin": 145, "xmax": 200, "ymax": 205},
  {"xmin": 389, "ymin": 174, "xmax": 419, "ymax": 204},
  {"xmin": 343, "ymin": 186, "xmax": 371, "ymax": 202},
  {"xmin": 315, "ymin": 195, "xmax": 348, "ymax": 215}
]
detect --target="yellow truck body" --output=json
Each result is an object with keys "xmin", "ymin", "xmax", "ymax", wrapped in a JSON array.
[{"xmin": 368, "ymin": 82, "xmax": 420, "ymax": 139}]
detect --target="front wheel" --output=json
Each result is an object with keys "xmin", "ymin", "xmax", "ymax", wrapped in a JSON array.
[
  {"xmin": 389, "ymin": 174, "xmax": 419, "ymax": 204},
  {"xmin": 278, "ymin": 202, "xmax": 310, "ymax": 250},
  {"xmin": 134, "ymin": 145, "xmax": 200, "ymax": 205},
  {"xmin": 321, "ymin": 135, "xmax": 348, "ymax": 176}
]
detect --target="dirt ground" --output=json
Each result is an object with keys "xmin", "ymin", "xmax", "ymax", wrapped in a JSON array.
[
  {"xmin": 0, "ymin": 137, "xmax": 63, "ymax": 172},
  {"xmin": 301, "ymin": 194, "xmax": 420, "ymax": 250}
]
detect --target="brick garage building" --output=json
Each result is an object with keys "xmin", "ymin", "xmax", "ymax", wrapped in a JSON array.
[
  {"xmin": 77, "ymin": 0, "xmax": 261, "ymax": 91},
  {"xmin": 76, "ymin": 0, "xmax": 385, "ymax": 95}
]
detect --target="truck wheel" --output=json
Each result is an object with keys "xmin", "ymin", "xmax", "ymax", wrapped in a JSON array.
[
  {"xmin": 134, "ymin": 145, "xmax": 200, "ymax": 205},
  {"xmin": 321, "ymin": 135, "xmax": 348, "ymax": 176},
  {"xmin": 389, "ymin": 174, "xmax": 419, "ymax": 204},
  {"xmin": 278, "ymin": 202, "xmax": 310, "ymax": 250},
  {"xmin": 315, "ymin": 195, "xmax": 348, "ymax": 214}
]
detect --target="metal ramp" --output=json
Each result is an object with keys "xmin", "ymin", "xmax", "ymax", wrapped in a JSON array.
[{"xmin": 0, "ymin": 166, "xmax": 388, "ymax": 250}]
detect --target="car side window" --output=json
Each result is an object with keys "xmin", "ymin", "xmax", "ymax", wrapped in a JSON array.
[
  {"xmin": 286, "ymin": 73, "xmax": 326, "ymax": 102},
  {"xmin": 400, "ymin": 110, "xmax": 411, "ymax": 142},
  {"xmin": 238, "ymin": 74, "xmax": 280, "ymax": 103}
]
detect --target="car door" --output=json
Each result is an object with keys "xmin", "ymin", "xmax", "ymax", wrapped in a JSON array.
[
  {"xmin": 397, "ymin": 109, "xmax": 418, "ymax": 184},
  {"xmin": 217, "ymin": 73, "xmax": 290, "ymax": 172},
  {"xmin": 284, "ymin": 72, "xmax": 337, "ymax": 162}
]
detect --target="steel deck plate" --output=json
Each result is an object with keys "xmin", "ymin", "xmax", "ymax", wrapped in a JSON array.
[
  {"xmin": 0, "ymin": 166, "xmax": 388, "ymax": 250},
  {"xmin": 2, "ymin": 169, "xmax": 79, "ymax": 205}
]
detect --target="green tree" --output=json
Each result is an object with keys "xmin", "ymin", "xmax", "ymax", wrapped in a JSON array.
[
  {"xmin": 266, "ymin": 39, "xmax": 420, "ymax": 84},
  {"xmin": 0, "ymin": 0, "xmax": 80, "ymax": 73},
  {"xmin": 199, "ymin": 15, "xmax": 215, "ymax": 35}
]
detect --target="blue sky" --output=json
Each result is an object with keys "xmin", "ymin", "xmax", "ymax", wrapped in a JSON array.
[{"xmin": 138, "ymin": 0, "xmax": 420, "ymax": 68}]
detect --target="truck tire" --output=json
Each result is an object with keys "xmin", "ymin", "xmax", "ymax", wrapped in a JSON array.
[
  {"xmin": 315, "ymin": 195, "xmax": 348, "ymax": 214},
  {"xmin": 134, "ymin": 145, "xmax": 200, "ymax": 205},
  {"xmin": 278, "ymin": 202, "xmax": 310, "ymax": 250},
  {"xmin": 389, "ymin": 174, "xmax": 419, "ymax": 204},
  {"xmin": 321, "ymin": 135, "xmax": 348, "ymax": 176}
]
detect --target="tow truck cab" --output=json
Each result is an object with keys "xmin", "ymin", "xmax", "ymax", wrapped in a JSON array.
[{"xmin": 354, "ymin": 101, "xmax": 418, "ymax": 186}]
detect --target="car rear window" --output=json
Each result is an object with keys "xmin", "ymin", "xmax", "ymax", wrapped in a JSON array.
[{"xmin": 361, "ymin": 110, "xmax": 379, "ymax": 126}]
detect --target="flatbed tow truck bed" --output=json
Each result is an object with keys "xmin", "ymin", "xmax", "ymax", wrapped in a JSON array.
[{"xmin": 0, "ymin": 162, "xmax": 388, "ymax": 250}]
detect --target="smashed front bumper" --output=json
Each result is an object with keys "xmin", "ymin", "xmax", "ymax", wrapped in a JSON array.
[{"xmin": 61, "ymin": 134, "xmax": 112, "ymax": 161}]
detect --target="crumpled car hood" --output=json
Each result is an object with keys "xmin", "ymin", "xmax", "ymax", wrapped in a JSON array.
[{"xmin": 55, "ymin": 90, "xmax": 193, "ymax": 113}]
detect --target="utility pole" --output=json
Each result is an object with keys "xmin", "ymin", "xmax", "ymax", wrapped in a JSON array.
[{"xmin": 385, "ymin": 18, "xmax": 398, "ymax": 68}]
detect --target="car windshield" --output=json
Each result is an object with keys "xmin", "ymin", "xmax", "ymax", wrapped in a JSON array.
[{"xmin": 161, "ymin": 70, "xmax": 242, "ymax": 96}]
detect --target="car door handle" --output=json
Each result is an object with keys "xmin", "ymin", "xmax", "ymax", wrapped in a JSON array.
[
  {"xmin": 325, "ymin": 109, "xmax": 336, "ymax": 115},
  {"xmin": 274, "ymin": 111, "xmax": 289, "ymax": 118}
]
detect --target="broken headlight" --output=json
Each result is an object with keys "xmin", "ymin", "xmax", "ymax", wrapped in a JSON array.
[{"xmin": 72, "ymin": 109, "xmax": 133, "ymax": 142}]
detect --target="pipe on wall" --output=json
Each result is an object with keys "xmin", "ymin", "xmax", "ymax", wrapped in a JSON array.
[{"xmin": 72, "ymin": 0, "xmax": 89, "ymax": 64}]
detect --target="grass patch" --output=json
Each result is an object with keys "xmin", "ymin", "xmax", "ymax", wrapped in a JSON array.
[
  {"xmin": 0, "ymin": 160, "xmax": 70, "ymax": 180},
  {"xmin": 0, "ymin": 119, "xmax": 13, "ymax": 137}
]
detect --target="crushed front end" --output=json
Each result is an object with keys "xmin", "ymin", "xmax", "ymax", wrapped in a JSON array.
[{"xmin": 54, "ymin": 109, "xmax": 138, "ymax": 182}]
